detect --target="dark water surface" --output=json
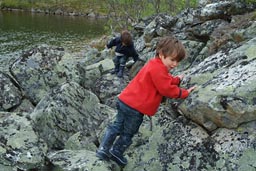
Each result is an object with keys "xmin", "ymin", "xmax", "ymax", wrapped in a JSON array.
[{"xmin": 0, "ymin": 10, "xmax": 108, "ymax": 71}]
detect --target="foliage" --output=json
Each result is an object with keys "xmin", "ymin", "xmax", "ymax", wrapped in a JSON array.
[
  {"xmin": 245, "ymin": 0, "xmax": 256, "ymax": 4},
  {"xmin": 0, "ymin": 0, "xmax": 197, "ymax": 15},
  {"xmin": 253, "ymin": 12, "xmax": 256, "ymax": 20},
  {"xmin": 102, "ymin": 0, "xmax": 198, "ymax": 32},
  {"xmin": 1, "ymin": 0, "xmax": 30, "ymax": 9}
]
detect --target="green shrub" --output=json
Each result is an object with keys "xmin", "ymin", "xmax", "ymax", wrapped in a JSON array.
[{"xmin": 2, "ymin": 0, "xmax": 31, "ymax": 9}]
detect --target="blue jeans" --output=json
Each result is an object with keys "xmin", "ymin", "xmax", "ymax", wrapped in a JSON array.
[
  {"xmin": 113, "ymin": 56, "xmax": 127, "ymax": 66},
  {"xmin": 108, "ymin": 99, "xmax": 144, "ymax": 146}
]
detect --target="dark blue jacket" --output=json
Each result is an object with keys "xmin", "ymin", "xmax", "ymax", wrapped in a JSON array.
[{"xmin": 107, "ymin": 37, "xmax": 139, "ymax": 62}]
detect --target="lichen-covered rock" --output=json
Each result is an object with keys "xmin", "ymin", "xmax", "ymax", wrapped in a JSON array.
[
  {"xmin": 0, "ymin": 72, "xmax": 22, "ymax": 111},
  {"xmin": 124, "ymin": 116, "xmax": 209, "ymax": 171},
  {"xmin": 0, "ymin": 112, "xmax": 47, "ymax": 170},
  {"xmin": 187, "ymin": 19, "xmax": 227, "ymax": 42},
  {"xmin": 143, "ymin": 14, "xmax": 177, "ymax": 43},
  {"xmin": 47, "ymin": 149, "xmax": 120, "ymax": 171},
  {"xmin": 197, "ymin": 1, "xmax": 254, "ymax": 21},
  {"xmin": 93, "ymin": 73, "xmax": 129, "ymax": 108},
  {"xmin": 179, "ymin": 38, "xmax": 256, "ymax": 131},
  {"xmin": 65, "ymin": 131, "xmax": 97, "ymax": 151},
  {"xmin": 10, "ymin": 45, "xmax": 84, "ymax": 104},
  {"xmin": 207, "ymin": 11, "xmax": 256, "ymax": 56},
  {"xmin": 12, "ymin": 98, "xmax": 34, "ymax": 113},
  {"xmin": 124, "ymin": 114, "xmax": 256, "ymax": 171},
  {"xmin": 0, "ymin": 164, "xmax": 14, "ymax": 171},
  {"xmin": 30, "ymin": 81, "xmax": 115, "ymax": 150},
  {"xmin": 172, "ymin": 40, "xmax": 205, "ymax": 74},
  {"xmin": 80, "ymin": 58, "xmax": 114, "ymax": 89},
  {"xmin": 211, "ymin": 121, "xmax": 256, "ymax": 170}
]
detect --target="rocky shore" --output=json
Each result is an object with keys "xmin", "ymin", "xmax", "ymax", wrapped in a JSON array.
[
  {"xmin": 1, "ymin": 0, "xmax": 256, "ymax": 170},
  {"xmin": 1, "ymin": 4, "xmax": 106, "ymax": 19}
]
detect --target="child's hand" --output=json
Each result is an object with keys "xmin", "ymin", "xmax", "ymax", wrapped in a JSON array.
[
  {"xmin": 187, "ymin": 86, "xmax": 196, "ymax": 93},
  {"xmin": 177, "ymin": 74, "xmax": 185, "ymax": 80}
]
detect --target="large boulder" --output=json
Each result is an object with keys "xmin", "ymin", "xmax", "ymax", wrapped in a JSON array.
[
  {"xmin": 10, "ymin": 45, "xmax": 84, "ymax": 104},
  {"xmin": 80, "ymin": 58, "xmax": 114, "ymax": 89},
  {"xmin": 124, "ymin": 115, "xmax": 256, "ymax": 171},
  {"xmin": 143, "ymin": 14, "xmax": 177, "ymax": 43},
  {"xmin": 93, "ymin": 73, "xmax": 129, "ymax": 107},
  {"xmin": 179, "ymin": 37, "xmax": 256, "ymax": 131},
  {"xmin": 197, "ymin": 0, "xmax": 255, "ymax": 21},
  {"xmin": 124, "ymin": 115, "xmax": 209, "ymax": 171},
  {"xmin": 30, "ymin": 81, "xmax": 115, "ymax": 149}
]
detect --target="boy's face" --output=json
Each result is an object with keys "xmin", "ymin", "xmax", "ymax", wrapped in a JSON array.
[{"xmin": 159, "ymin": 53, "xmax": 179, "ymax": 71}]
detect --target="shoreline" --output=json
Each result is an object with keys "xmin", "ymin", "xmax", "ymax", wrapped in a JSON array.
[{"xmin": 0, "ymin": 7, "xmax": 108, "ymax": 19}]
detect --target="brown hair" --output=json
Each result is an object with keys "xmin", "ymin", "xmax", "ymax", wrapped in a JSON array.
[
  {"xmin": 156, "ymin": 36, "xmax": 186, "ymax": 62},
  {"xmin": 121, "ymin": 30, "xmax": 132, "ymax": 46}
]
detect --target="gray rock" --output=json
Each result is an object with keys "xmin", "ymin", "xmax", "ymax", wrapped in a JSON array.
[
  {"xmin": 179, "ymin": 38, "xmax": 256, "ymax": 131},
  {"xmin": 0, "ymin": 72, "xmax": 22, "ymax": 111},
  {"xmin": 211, "ymin": 122, "xmax": 256, "ymax": 170},
  {"xmin": 47, "ymin": 149, "xmax": 121, "ymax": 171},
  {"xmin": 81, "ymin": 58, "xmax": 114, "ymax": 89},
  {"xmin": 197, "ymin": 1, "xmax": 253, "ymax": 21},
  {"xmin": 10, "ymin": 45, "xmax": 84, "ymax": 104},
  {"xmin": 30, "ymin": 82, "xmax": 115, "ymax": 150},
  {"xmin": 0, "ymin": 112, "xmax": 47, "ymax": 170}
]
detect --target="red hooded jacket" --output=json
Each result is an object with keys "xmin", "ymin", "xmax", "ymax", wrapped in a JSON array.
[{"xmin": 119, "ymin": 57, "xmax": 189, "ymax": 116}]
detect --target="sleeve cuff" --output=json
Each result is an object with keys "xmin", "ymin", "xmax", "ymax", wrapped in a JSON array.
[{"xmin": 179, "ymin": 88, "xmax": 189, "ymax": 99}]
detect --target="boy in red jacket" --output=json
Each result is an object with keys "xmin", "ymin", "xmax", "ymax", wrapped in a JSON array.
[{"xmin": 96, "ymin": 36, "xmax": 196, "ymax": 166}]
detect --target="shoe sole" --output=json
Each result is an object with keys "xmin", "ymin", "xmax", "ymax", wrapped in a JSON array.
[
  {"xmin": 96, "ymin": 151, "xmax": 110, "ymax": 161},
  {"xmin": 109, "ymin": 151, "xmax": 127, "ymax": 166}
]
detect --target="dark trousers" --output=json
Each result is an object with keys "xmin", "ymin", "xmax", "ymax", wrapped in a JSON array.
[
  {"xmin": 109, "ymin": 100, "xmax": 144, "ymax": 138},
  {"xmin": 97, "ymin": 99, "xmax": 144, "ymax": 164},
  {"xmin": 113, "ymin": 56, "xmax": 127, "ymax": 66},
  {"xmin": 108, "ymin": 99, "xmax": 144, "ymax": 147}
]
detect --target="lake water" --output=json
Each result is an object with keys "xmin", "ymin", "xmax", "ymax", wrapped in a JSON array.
[{"xmin": 0, "ymin": 10, "xmax": 108, "ymax": 72}]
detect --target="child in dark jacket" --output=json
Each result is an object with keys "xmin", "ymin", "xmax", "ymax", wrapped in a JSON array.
[
  {"xmin": 97, "ymin": 36, "xmax": 196, "ymax": 166},
  {"xmin": 107, "ymin": 30, "xmax": 139, "ymax": 78}
]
